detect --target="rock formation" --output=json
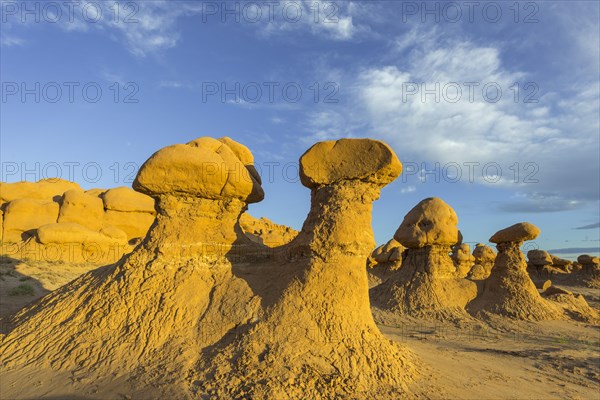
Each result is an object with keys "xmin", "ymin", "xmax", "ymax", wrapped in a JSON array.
[
  {"xmin": 466, "ymin": 223, "xmax": 562, "ymax": 320},
  {"xmin": 0, "ymin": 178, "xmax": 80, "ymax": 203},
  {"xmin": 191, "ymin": 138, "xmax": 415, "ymax": 398},
  {"xmin": 58, "ymin": 189, "xmax": 105, "ymax": 230},
  {"xmin": 371, "ymin": 197, "xmax": 478, "ymax": 321},
  {"xmin": 578, "ymin": 254, "xmax": 600, "ymax": 274},
  {"xmin": 367, "ymin": 238, "xmax": 405, "ymax": 288},
  {"xmin": 468, "ymin": 243, "xmax": 496, "ymax": 280},
  {"xmin": 576, "ymin": 254, "xmax": 600, "ymax": 288},
  {"xmin": 239, "ymin": 213, "xmax": 298, "ymax": 247},
  {"xmin": 2, "ymin": 198, "xmax": 59, "ymax": 242},
  {"xmin": 451, "ymin": 243, "xmax": 475, "ymax": 278},
  {"xmin": 0, "ymin": 137, "xmax": 415, "ymax": 399},
  {"xmin": 549, "ymin": 254, "xmax": 572, "ymax": 272},
  {"xmin": 100, "ymin": 186, "xmax": 156, "ymax": 240},
  {"xmin": 371, "ymin": 238, "xmax": 404, "ymax": 264},
  {"xmin": 0, "ymin": 181, "xmax": 155, "ymax": 264}
]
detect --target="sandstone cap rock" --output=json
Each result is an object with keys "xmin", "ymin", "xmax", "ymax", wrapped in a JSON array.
[
  {"xmin": 299, "ymin": 138, "xmax": 402, "ymax": 189},
  {"xmin": 578, "ymin": 254, "xmax": 599, "ymax": 265},
  {"xmin": 394, "ymin": 197, "xmax": 460, "ymax": 248},
  {"xmin": 473, "ymin": 244, "xmax": 496, "ymax": 262},
  {"xmin": 527, "ymin": 249, "xmax": 553, "ymax": 266},
  {"xmin": 550, "ymin": 254, "xmax": 572, "ymax": 267},
  {"xmin": 489, "ymin": 222, "xmax": 540, "ymax": 244},
  {"xmin": 133, "ymin": 137, "xmax": 264, "ymax": 203}
]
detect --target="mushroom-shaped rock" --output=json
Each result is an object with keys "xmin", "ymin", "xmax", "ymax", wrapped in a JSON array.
[
  {"xmin": 527, "ymin": 249, "xmax": 553, "ymax": 267},
  {"xmin": 473, "ymin": 244, "xmax": 496, "ymax": 263},
  {"xmin": 192, "ymin": 138, "xmax": 415, "ymax": 397},
  {"xmin": 372, "ymin": 198, "xmax": 477, "ymax": 320},
  {"xmin": 490, "ymin": 222, "xmax": 540, "ymax": 244},
  {"xmin": 299, "ymin": 139, "xmax": 401, "ymax": 189},
  {"xmin": 133, "ymin": 136, "xmax": 264, "ymax": 203},
  {"xmin": 394, "ymin": 197, "xmax": 460, "ymax": 248},
  {"xmin": 468, "ymin": 244, "xmax": 497, "ymax": 280},
  {"xmin": 578, "ymin": 255, "xmax": 600, "ymax": 265},
  {"xmin": 578, "ymin": 254, "xmax": 600, "ymax": 275},
  {"xmin": 467, "ymin": 223, "xmax": 562, "ymax": 321},
  {"xmin": 550, "ymin": 254, "xmax": 572, "ymax": 268},
  {"xmin": 451, "ymin": 243, "xmax": 475, "ymax": 278}
]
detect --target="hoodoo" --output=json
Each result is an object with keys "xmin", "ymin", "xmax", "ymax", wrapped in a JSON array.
[
  {"xmin": 0, "ymin": 137, "xmax": 416, "ymax": 399},
  {"xmin": 467, "ymin": 222, "xmax": 562, "ymax": 320},
  {"xmin": 371, "ymin": 197, "xmax": 478, "ymax": 321}
]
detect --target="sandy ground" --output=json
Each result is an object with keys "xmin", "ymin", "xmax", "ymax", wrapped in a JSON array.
[
  {"xmin": 0, "ymin": 257, "xmax": 102, "ymax": 318},
  {"xmin": 1, "ymin": 257, "xmax": 599, "ymax": 399}
]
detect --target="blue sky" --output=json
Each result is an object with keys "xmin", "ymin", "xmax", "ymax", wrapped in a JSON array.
[{"xmin": 1, "ymin": 0, "xmax": 599, "ymax": 258}]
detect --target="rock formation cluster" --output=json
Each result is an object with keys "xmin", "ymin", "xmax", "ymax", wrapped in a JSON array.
[
  {"xmin": 0, "ymin": 136, "xmax": 597, "ymax": 399},
  {"xmin": 0, "ymin": 137, "xmax": 415, "ymax": 399},
  {"xmin": 468, "ymin": 243, "xmax": 496, "ymax": 279},
  {"xmin": 0, "ymin": 180, "xmax": 155, "ymax": 263},
  {"xmin": 371, "ymin": 197, "xmax": 478, "ymax": 321}
]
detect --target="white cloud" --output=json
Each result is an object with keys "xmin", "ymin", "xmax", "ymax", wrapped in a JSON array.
[
  {"xmin": 400, "ymin": 185, "xmax": 416, "ymax": 194},
  {"xmin": 299, "ymin": 23, "xmax": 599, "ymax": 212}
]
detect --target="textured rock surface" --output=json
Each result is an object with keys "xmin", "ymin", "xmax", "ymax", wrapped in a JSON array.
[
  {"xmin": 394, "ymin": 197, "xmax": 460, "ymax": 248},
  {"xmin": 0, "ymin": 137, "xmax": 415, "ymax": 399},
  {"xmin": 371, "ymin": 198, "xmax": 477, "ymax": 321},
  {"xmin": 550, "ymin": 254, "xmax": 572, "ymax": 268},
  {"xmin": 371, "ymin": 238, "xmax": 404, "ymax": 264},
  {"xmin": 451, "ymin": 243, "xmax": 475, "ymax": 278},
  {"xmin": 299, "ymin": 139, "xmax": 401, "ymax": 188},
  {"xmin": 467, "ymin": 223, "xmax": 562, "ymax": 321},
  {"xmin": 2, "ymin": 199, "xmax": 59, "ymax": 242},
  {"xmin": 239, "ymin": 213, "xmax": 298, "ymax": 247},
  {"xmin": 57, "ymin": 189, "xmax": 105, "ymax": 231},
  {"xmin": 468, "ymin": 244, "xmax": 496, "ymax": 280},
  {"xmin": 133, "ymin": 136, "xmax": 264, "ymax": 203},
  {"xmin": 490, "ymin": 222, "xmax": 540, "ymax": 244}
]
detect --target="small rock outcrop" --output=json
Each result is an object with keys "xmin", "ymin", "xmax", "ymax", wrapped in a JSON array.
[
  {"xmin": 239, "ymin": 213, "xmax": 298, "ymax": 247},
  {"xmin": 371, "ymin": 197, "xmax": 477, "ymax": 321},
  {"xmin": 367, "ymin": 238, "xmax": 404, "ymax": 288},
  {"xmin": 371, "ymin": 238, "xmax": 404, "ymax": 264},
  {"xmin": 451, "ymin": 243, "xmax": 475, "ymax": 278},
  {"xmin": 2, "ymin": 198, "xmax": 59, "ymax": 242},
  {"xmin": 101, "ymin": 187, "xmax": 156, "ymax": 240},
  {"xmin": 468, "ymin": 243, "xmax": 496, "ymax": 280},
  {"xmin": 58, "ymin": 189, "xmax": 105, "ymax": 231},
  {"xmin": 578, "ymin": 254, "xmax": 600, "ymax": 274}
]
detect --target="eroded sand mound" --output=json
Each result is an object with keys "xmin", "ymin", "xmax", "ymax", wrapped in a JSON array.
[{"xmin": 0, "ymin": 137, "xmax": 416, "ymax": 399}]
